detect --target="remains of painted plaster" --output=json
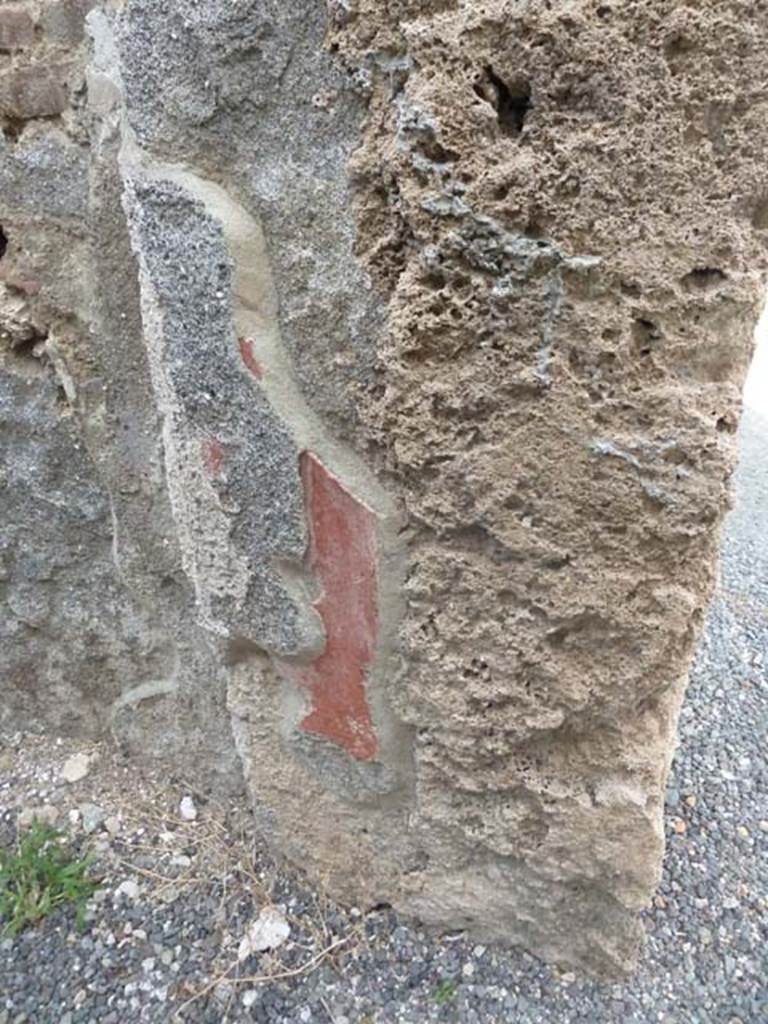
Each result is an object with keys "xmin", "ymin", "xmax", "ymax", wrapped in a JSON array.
[
  {"xmin": 238, "ymin": 337, "xmax": 263, "ymax": 380},
  {"xmin": 114, "ymin": 129, "xmax": 404, "ymax": 771},
  {"xmin": 1, "ymin": 0, "xmax": 767, "ymax": 979},
  {"xmin": 289, "ymin": 451, "xmax": 380, "ymax": 761}
]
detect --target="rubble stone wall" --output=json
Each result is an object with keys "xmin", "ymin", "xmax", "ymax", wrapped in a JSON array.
[{"xmin": 1, "ymin": 0, "xmax": 766, "ymax": 976}]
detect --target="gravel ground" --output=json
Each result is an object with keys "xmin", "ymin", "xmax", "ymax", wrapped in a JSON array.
[{"xmin": 1, "ymin": 405, "xmax": 766, "ymax": 1024}]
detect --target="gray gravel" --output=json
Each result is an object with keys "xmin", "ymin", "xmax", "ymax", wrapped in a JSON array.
[{"xmin": 1, "ymin": 405, "xmax": 766, "ymax": 1023}]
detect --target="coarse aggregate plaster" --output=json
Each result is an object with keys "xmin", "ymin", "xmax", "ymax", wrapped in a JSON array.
[{"xmin": 0, "ymin": 0, "xmax": 766, "ymax": 978}]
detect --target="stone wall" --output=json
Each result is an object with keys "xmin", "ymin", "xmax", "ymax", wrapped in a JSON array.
[{"xmin": 1, "ymin": 0, "xmax": 766, "ymax": 976}]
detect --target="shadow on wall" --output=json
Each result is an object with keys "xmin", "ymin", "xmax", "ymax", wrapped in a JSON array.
[{"xmin": 744, "ymin": 301, "xmax": 768, "ymax": 413}]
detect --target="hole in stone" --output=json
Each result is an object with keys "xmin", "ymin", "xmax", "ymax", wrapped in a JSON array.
[
  {"xmin": 682, "ymin": 267, "xmax": 727, "ymax": 291},
  {"xmin": 10, "ymin": 327, "xmax": 47, "ymax": 360},
  {"xmin": 422, "ymin": 270, "xmax": 446, "ymax": 290},
  {"xmin": 621, "ymin": 280, "xmax": 642, "ymax": 299},
  {"xmin": 543, "ymin": 554, "xmax": 571, "ymax": 570},
  {"xmin": 631, "ymin": 317, "xmax": 661, "ymax": 354},
  {"xmin": 483, "ymin": 67, "xmax": 531, "ymax": 136},
  {"xmin": 664, "ymin": 33, "xmax": 696, "ymax": 61},
  {"xmin": 1, "ymin": 116, "xmax": 27, "ymax": 142},
  {"xmin": 546, "ymin": 626, "xmax": 569, "ymax": 647},
  {"xmin": 419, "ymin": 137, "xmax": 458, "ymax": 163},
  {"xmin": 0, "ymin": 225, "xmax": 7, "ymax": 260}
]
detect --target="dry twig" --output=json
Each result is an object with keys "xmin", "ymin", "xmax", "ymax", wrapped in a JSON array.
[{"xmin": 172, "ymin": 933, "xmax": 354, "ymax": 1020}]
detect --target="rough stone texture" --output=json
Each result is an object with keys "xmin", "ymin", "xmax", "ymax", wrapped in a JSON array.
[
  {"xmin": 320, "ymin": 0, "xmax": 768, "ymax": 975},
  {"xmin": 0, "ymin": 6, "xmax": 35, "ymax": 52},
  {"xmin": 1, "ymin": 0, "xmax": 766, "ymax": 978}
]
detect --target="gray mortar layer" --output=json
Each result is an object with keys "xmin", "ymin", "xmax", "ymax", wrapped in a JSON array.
[
  {"xmin": 114, "ymin": 0, "xmax": 385, "ymax": 441},
  {"xmin": 121, "ymin": 172, "xmax": 318, "ymax": 657}
]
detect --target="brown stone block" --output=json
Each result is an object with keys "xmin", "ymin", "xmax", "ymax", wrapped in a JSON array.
[
  {"xmin": 0, "ymin": 6, "xmax": 35, "ymax": 51},
  {"xmin": 0, "ymin": 64, "xmax": 68, "ymax": 119}
]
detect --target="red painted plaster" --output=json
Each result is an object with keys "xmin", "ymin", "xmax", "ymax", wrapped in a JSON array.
[
  {"xmin": 238, "ymin": 336, "xmax": 263, "ymax": 379},
  {"xmin": 202, "ymin": 438, "xmax": 225, "ymax": 479},
  {"xmin": 290, "ymin": 451, "xmax": 380, "ymax": 761}
]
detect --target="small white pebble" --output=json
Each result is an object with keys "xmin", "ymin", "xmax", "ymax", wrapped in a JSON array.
[
  {"xmin": 242, "ymin": 990, "xmax": 258, "ymax": 1008},
  {"xmin": 115, "ymin": 879, "xmax": 140, "ymax": 901},
  {"xmin": 104, "ymin": 816, "xmax": 121, "ymax": 836},
  {"xmin": 61, "ymin": 753, "xmax": 91, "ymax": 784},
  {"xmin": 179, "ymin": 796, "xmax": 197, "ymax": 821},
  {"xmin": 238, "ymin": 907, "xmax": 291, "ymax": 960}
]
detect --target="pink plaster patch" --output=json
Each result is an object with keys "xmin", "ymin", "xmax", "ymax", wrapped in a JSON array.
[
  {"xmin": 292, "ymin": 451, "xmax": 379, "ymax": 761},
  {"xmin": 238, "ymin": 336, "xmax": 263, "ymax": 379},
  {"xmin": 3, "ymin": 273, "xmax": 41, "ymax": 296},
  {"xmin": 202, "ymin": 438, "xmax": 225, "ymax": 479}
]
